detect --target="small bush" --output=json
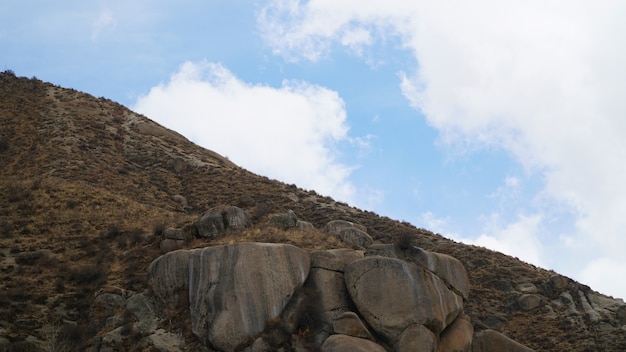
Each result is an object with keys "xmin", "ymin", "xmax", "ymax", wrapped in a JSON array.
[
  {"xmin": 395, "ymin": 231, "xmax": 416, "ymax": 251},
  {"xmin": 0, "ymin": 138, "xmax": 8, "ymax": 153},
  {"xmin": 67, "ymin": 265, "xmax": 107, "ymax": 286},
  {"xmin": 152, "ymin": 222, "xmax": 166, "ymax": 237}
]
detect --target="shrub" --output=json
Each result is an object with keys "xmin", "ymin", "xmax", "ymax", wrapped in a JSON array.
[
  {"xmin": 395, "ymin": 231, "xmax": 416, "ymax": 251},
  {"xmin": 152, "ymin": 222, "xmax": 166, "ymax": 237},
  {"xmin": 0, "ymin": 137, "xmax": 8, "ymax": 153},
  {"xmin": 67, "ymin": 265, "xmax": 107, "ymax": 286}
]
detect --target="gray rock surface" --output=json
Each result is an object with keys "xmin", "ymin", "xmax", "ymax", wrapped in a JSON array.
[
  {"xmin": 322, "ymin": 334, "xmax": 386, "ymax": 352},
  {"xmin": 366, "ymin": 244, "xmax": 470, "ymax": 299},
  {"xmin": 472, "ymin": 329, "xmax": 535, "ymax": 352},
  {"xmin": 345, "ymin": 256, "xmax": 463, "ymax": 341},
  {"xmin": 395, "ymin": 324, "xmax": 436, "ymax": 352},
  {"xmin": 187, "ymin": 243, "xmax": 310, "ymax": 351},
  {"xmin": 437, "ymin": 314, "xmax": 473, "ymax": 352},
  {"xmin": 333, "ymin": 311, "xmax": 373, "ymax": 339}
]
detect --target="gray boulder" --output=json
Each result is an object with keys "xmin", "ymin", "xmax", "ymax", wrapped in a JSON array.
[
  {"xmin": 322, "ymin": 334, "xmax": 386, "ymax": 352},
  {"xmin": 437, "ymin": 314, "xmax": 473, "ymax": 352},
  {"xmin": 345, "ymin": 256, "xmax": 463, "ymax": 342},
  {"xmin": 160, "ymin": 239, "xmax": 185, "ymax": 253},
  {"xmin": 270, "ymin": 209, "xmax": 299, "ymax": 229},
  {"xmin": 324, "ymin": 220, "xmax": 367, "ymax": 235},
  {"xmin": 333, "ymin": 312, "xmax": 373, "ymax": 339},
  {"xmin": 395, "ymin": 324, "xmax": 436, "ymax": 352},
  {"xmin": 366, "ymin": 244, "xmax": 470, "ymax": 299},
  {"xmin": 187, "ymin": 243, "xmax": 310, "ymax": 351},
  {"xmin": 472, "ymin": 329, "xmax": 535, "ymax": 352},
  {"xmin": 147, "ymin": 250, "xmax": 190, "ymax": 308},
  {"xmin": 225, "ymin": 205, "xmax": 248, "ymax": 229},
  {"xmin": 306, "ymin": 249, "xmax": 364, "ymax": 343},
  {"xmin": 163, "ymin": 228, "xmax": 186, "ymax": 240},
  {"xmin": 194, "ymin": 208, "xmax": 225, "ymax": 238}
]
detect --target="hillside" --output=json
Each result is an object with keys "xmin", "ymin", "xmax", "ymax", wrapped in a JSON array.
[{"xmin": 1, "ymin": 70, "xmax": 625, "ymax": 351}]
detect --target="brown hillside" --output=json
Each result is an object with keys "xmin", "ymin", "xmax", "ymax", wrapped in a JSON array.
[{"xmin": 1, "ymin": 71, "xmax": 625, "ymax": 351}]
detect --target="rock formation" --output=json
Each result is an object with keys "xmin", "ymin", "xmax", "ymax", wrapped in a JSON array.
[{"xmin": 141, "ymin": 216, "xmax": 534, "ymax": 351}]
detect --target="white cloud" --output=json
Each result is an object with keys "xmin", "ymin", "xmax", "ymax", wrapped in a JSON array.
[
  {"xmin": 259, "ymin": 0, "xmax": 626, "ymax": 298},
  {"xmin": 473, "ymin": 213, "xmax": 544, "ymax": 267},
  {"xmin": 581, "ymin": 258, "xmax": 626, "ymax": 300},
  {"xmin": 133, "ymin": 60, "xmax": 356, "ymax": 202}
]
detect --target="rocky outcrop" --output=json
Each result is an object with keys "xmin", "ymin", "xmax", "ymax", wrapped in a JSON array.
[{"xmin": 145, "ymin": 240, "xmax": 536, "ymax": 352}]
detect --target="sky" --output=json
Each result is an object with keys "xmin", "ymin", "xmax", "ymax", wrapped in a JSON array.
[{"xmin": 2, "ymin": 1, "xmax": 626, "ymax": 300}]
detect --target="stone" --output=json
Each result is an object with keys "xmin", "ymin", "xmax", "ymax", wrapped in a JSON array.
[
  {"xmin": 333, "ymin": 312, "xmax": 372, "ymax": 339},
  {"xmin": 194, "ymin": 208, "xmax": 225, "ymax": 238},
  {"xmin": 395, "ymin": 324, "xmax": 436, "ymax": 352},
  {"xmin": 516, "ymin": 282, "xmax": 538, "ymax": 294},
  {"xmin": 225, "ymin": 206, "xmax": 247, "ymax": 229},
  {"xmin": 147, "ymin": 250, "xmax": 190, "ymax": 308},
  {"xmin": 92, "ymin": 293, "xmax": 125, "ymax": 319},
  {"xmin": 472, "ymin": 329, "xmax": 535, "ymax": 352},
  {"xmin": 549, "ymin": 274, "xmax": 569, "ymax": 291},
  {"xmin": 125, "ymin": 294, "xmax": 157, "ymax": 334},
  {"xmin": 296, "ymin": 220, "xmax": 314, "ymax": 229},
  {"xmin": 617, "ymin": 305, "xmax": 626, "ymax": 325},
  {"xmin": 171, "ymin": 194, "xmax": 187, "ymax": 207},
  {"xmin": 365, "ymin": 244, "xmax": 470, "ymax": 299},
  {"xmin": 306, "ymin": 249, "xmax": 364, "ymax": 341},
  {"xmin": 345, "ymin": 257, "xmax": 463, "ymax": 341},
  {"xmin": 438, "ymin": 314, "xmax": 473, "ymax": 352},
  {"xmin": 322, "ymin": 334, "xmax": 386, "ymax": 352},
  {"xmin": 324, "ymin": 220, "xmax": 368, "ymax": 235},
  {"xmin": 270, "ymin": 210, "xmax": 299, "ymax": 229},
  {"xmin": 187, "ymin": 243, "xmax": 310, "ymax": 351},
  {"xmin": 517, "ymin": 294, "xmax": 543, "ymax": 310},
  {"xmin": 160, "ymin": 239, "xmax": 185, "ymax": 253},
  {"xmin": 578, "ymin": 290, "xmax": 602, "ymax": 322},
  {"xmin": 336, "ymin": 228, "xmax": 373, "ymax": 249},
  {"xmin": 137, "ymin": 329, "xmax": 184, "ymax": 352},
  {"xmin": 163, "ymin": 228, "xmax": 186, "ymax": 240}
]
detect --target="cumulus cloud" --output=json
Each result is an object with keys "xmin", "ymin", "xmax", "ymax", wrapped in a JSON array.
[
  {"xmin": 133, "ymin": 61, "xmax": 356, "ymax": 201},
  {"xmin": 259, "ymin": 0, "xmax": 626, "ymax": 298}
]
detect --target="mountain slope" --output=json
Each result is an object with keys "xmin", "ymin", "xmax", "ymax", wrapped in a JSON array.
[{"xmin": 1, "ymin": 71, "xmax": 625, "ymax": 351}]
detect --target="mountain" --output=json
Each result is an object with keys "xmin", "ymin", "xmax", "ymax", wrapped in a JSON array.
[{"xmin": 1, "ymin": 70, "xmax": 625, "ymax": 351}]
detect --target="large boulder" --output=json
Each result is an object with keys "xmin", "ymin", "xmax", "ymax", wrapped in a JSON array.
[
  {"xmin": 194, "ymin": 208, "xmax": 225, "ymax": 238},
  {"xmin": 188, "ymin": 243, "xmax": 310, "ymax": 351},
  {"xmin": 366, "ymin": 244, "xmax": 470, "ymax": 299},
  {"xmin": 437, "ymin": 314, "xmax": 473, "ymax": 352},
  {"xmin": 471, "ymin": 329, "xmax": 535, "ymax": 352},
  {"xmin": 147, "ymin": 250, "xmax": 191, "ymax": 308},
  {"xmin": 345, "ymin": 256, "xmax": 463, "ymax": 343},
  {"xmin": 395, "ymin": 324, "xmax": 436, "ymax": 352},
  {"xmin": 306, "ymin": 249, "xmax": 364, "ymax": 343},
  {"xmin": 324, "ymin": 220, "xmax": 372, "ymax": 249},
  {"xmin": 225, "ymin": 205, "xmax": 248, "ymax": 229},
  {"xmin": 322, "ymin": 334, "xmax": 386, "ymax": 352}
]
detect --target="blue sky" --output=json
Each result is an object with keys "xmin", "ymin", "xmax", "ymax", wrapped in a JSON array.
[{"xmin": 3, "ymin": 1, "xmax": 626, "ymax": 300}]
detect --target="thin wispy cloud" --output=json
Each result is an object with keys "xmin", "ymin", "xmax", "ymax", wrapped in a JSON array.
[
  {"xmin": 92, "ymin": 8, "xmax": 116, "ymax": 41},
  {"xmin": 258, "ymin": 0, "xmax": 626, "ymax": 298}
]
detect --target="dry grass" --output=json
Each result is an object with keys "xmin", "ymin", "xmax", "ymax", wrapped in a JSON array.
[{"xmin": 1, "ymin": 72, "xmax": 623, "ymax": 351}]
